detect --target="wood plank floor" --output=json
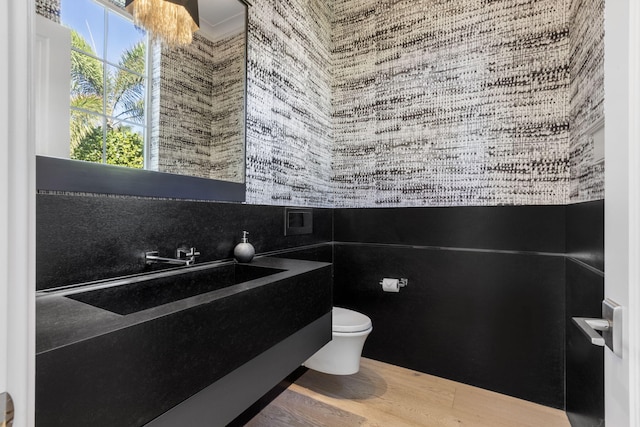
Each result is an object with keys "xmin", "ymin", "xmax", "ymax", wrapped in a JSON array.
[{"xmin": 245, "ymin": 358, "xmax": 570, "ymax": 427}]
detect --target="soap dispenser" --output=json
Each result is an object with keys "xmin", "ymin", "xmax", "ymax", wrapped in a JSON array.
[{"xmin": 234, "ymin": 231, "xmax": 255, "ymax": 263}]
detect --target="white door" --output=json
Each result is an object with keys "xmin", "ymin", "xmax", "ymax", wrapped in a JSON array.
[
  {"xmin": 0, "ymin": 0, "xmax": 36, "ymax": 426},
  {"xmin": 604, "ymin": 0, "xmax": 640, "ymax": 426}
]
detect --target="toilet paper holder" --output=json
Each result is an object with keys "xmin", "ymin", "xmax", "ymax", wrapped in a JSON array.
[{"xmin": 379, "ymin": 278, "xmax": 408, "ymax": 291}]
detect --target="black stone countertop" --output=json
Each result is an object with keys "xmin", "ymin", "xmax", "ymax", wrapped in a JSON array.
[{"xmin": 36, "ymin": 256, "xmax": 331, "ymax": 354}]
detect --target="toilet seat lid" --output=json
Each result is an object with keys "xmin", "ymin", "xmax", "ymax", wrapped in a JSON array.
[{"xmin": 332, "ymin": 307, "xmax": 372, "ymax": 333}]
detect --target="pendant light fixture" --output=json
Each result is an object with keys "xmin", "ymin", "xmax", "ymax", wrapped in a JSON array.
[{"xmin": 125, "ymin": 0, "xmax": 200, "ymax": 47}]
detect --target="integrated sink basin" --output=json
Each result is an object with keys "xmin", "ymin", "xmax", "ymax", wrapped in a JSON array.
[
  {"xmin": 65, "ymin": 263, "xmax": 285, "ymax": 315},
  {"xmin": 36, "ymin": 257, "xmax": 332, "ymax": 427}
]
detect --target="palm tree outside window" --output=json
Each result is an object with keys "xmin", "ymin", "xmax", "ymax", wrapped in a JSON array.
[{"xmin": 61, "ymin": 0, "xmax": 149, "ymax": 168}]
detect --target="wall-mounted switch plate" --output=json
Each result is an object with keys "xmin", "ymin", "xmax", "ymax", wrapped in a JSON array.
[{"xmin": 284, "ymin": 208, "xmax": 313, "ymax": 236}]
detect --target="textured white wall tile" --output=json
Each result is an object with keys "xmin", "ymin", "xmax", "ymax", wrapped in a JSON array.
[
  {"xmin": 245, "ymin": 0, "xmax": 334, "ymax": 207},
  {"xmin": 332, "ymin": 0, "xmax": 572, "ymax": 207},
  {"xmin": 36, "ymin": 0, "xmax": 60, "ymax": 22},
  {"xmin": 568, "ymin": 0, "xmax": 604, "ymax": 202},
  {"xmin": 36, "ymin": 0, "xmax": 604, "ymax": 207}
]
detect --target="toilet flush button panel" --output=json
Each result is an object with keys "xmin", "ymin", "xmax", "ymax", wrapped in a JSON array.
[{"xmin": 284, "ymin": 208, "xmax": 313, "ymax": 236}]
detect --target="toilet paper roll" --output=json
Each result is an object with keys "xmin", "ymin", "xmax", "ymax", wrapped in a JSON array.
[{"xmin": 381, "ymin": 278, "xmax": 400, "ymax": 292}]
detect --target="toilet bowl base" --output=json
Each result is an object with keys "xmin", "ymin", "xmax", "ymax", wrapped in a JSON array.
[{"xmin": 303, "ymin": 327, "xmax": 372, "ymax": 375}]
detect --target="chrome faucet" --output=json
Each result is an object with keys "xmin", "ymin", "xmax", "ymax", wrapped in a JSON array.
[{"xmin": 145, "ymin": 247, "xmax": 200, "ymax": 266}]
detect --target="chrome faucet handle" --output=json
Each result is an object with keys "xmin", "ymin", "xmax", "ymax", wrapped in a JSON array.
[
  {"xmin": 177, "ymin": 247, "xmax": 200, "ymax": 257},
  {"xmin": 176, "ymin": 247, "xmax": 200, "ymax": 265},
  {"xmin": 188, "ymin": 247, "xmax": 200, "ymax": 257},
  {"xmin": 176, "ymin": 247, "xmax": 190, "ymax": 257}
]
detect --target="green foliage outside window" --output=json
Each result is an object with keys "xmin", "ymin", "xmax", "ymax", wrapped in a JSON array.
[
  {"xmin": 71, "ymin": 126, "xmax": 144, "ymax": 168},
  {"xmin": 69, "ymin": 28, "xmax": 146, "ymax": 167}
]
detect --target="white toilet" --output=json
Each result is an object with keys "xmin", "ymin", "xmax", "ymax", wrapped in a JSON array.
[{"xmin": 304, "ymin": 306, "xmax": 373, "ymax": 375}]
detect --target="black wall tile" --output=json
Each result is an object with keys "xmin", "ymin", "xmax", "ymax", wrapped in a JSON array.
[
  {"xmin": 334, "ymin": 205, "xmax": 566, "ymax": 253},
  {"xmin": 272, "ymin": 243, "xmax": 333, "ymax": 263},
  {"xmin": 566, "ymin": 200, "xmax": 604, "ymax": 271},
  {"xmin": 565, "ymin": 259, "xmax": 605, "ymax": 427},
  {"xmin": 37, "ymin": 195, "xmax": 582, "ymax": 415},
  {"xmin": 565, "ymin": 199, "xmax": 605, "ymax": 426},
  {"xmin": 333, "ymin": 244, "xmax": 566, "ymax": 409},
  {"xmin": 36, "ymin": 195, "xmax": 332, "ymax": 289}
]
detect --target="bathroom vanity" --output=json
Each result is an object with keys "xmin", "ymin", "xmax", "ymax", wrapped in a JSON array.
[{"xmin": 35, "ymin": 257, "xmax": 332, "ymax": 427}]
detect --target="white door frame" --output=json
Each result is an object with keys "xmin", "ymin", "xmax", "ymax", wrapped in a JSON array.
[
  {"xmin": 0, "ymin": 0, "xmax": 36, "ymax": 426},
  {"xmin": 604, "ymin": 0, "xmax": 640, "ymax": 426}
]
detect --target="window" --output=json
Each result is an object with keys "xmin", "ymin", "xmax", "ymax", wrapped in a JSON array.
[{"xmin": 60, "ymin": 0, "xmax": 149, "ymax": 168}]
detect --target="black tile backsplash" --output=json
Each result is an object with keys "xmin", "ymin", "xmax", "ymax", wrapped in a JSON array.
[
  {"xmin": 335, "ymin": 205, "xmax": 566, "ymax": 253},
  {"xmin": 272, "ymin": 243, "xmax": 333, "ymax": 263},
  {"xmin": 36, "ymin": 194, "xmax": 605, "ymax": 419},
  {"xmin": 36, "ymin": 195, "xmax": 332, "ymax": 289},
  {"xmin": 565, "ymin": 199, "xmax": 605, "ymax": 427},
  {"xmin": 332, "ymin": 202, "xmax": 604, "ymax": 413},
  {"xmin": 565, "ymin": 259, "xmax": 604, "ymax": 427},
  {"xmin": 566, "ymin": 200, "xmax": 604, "ymax": 271}
]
